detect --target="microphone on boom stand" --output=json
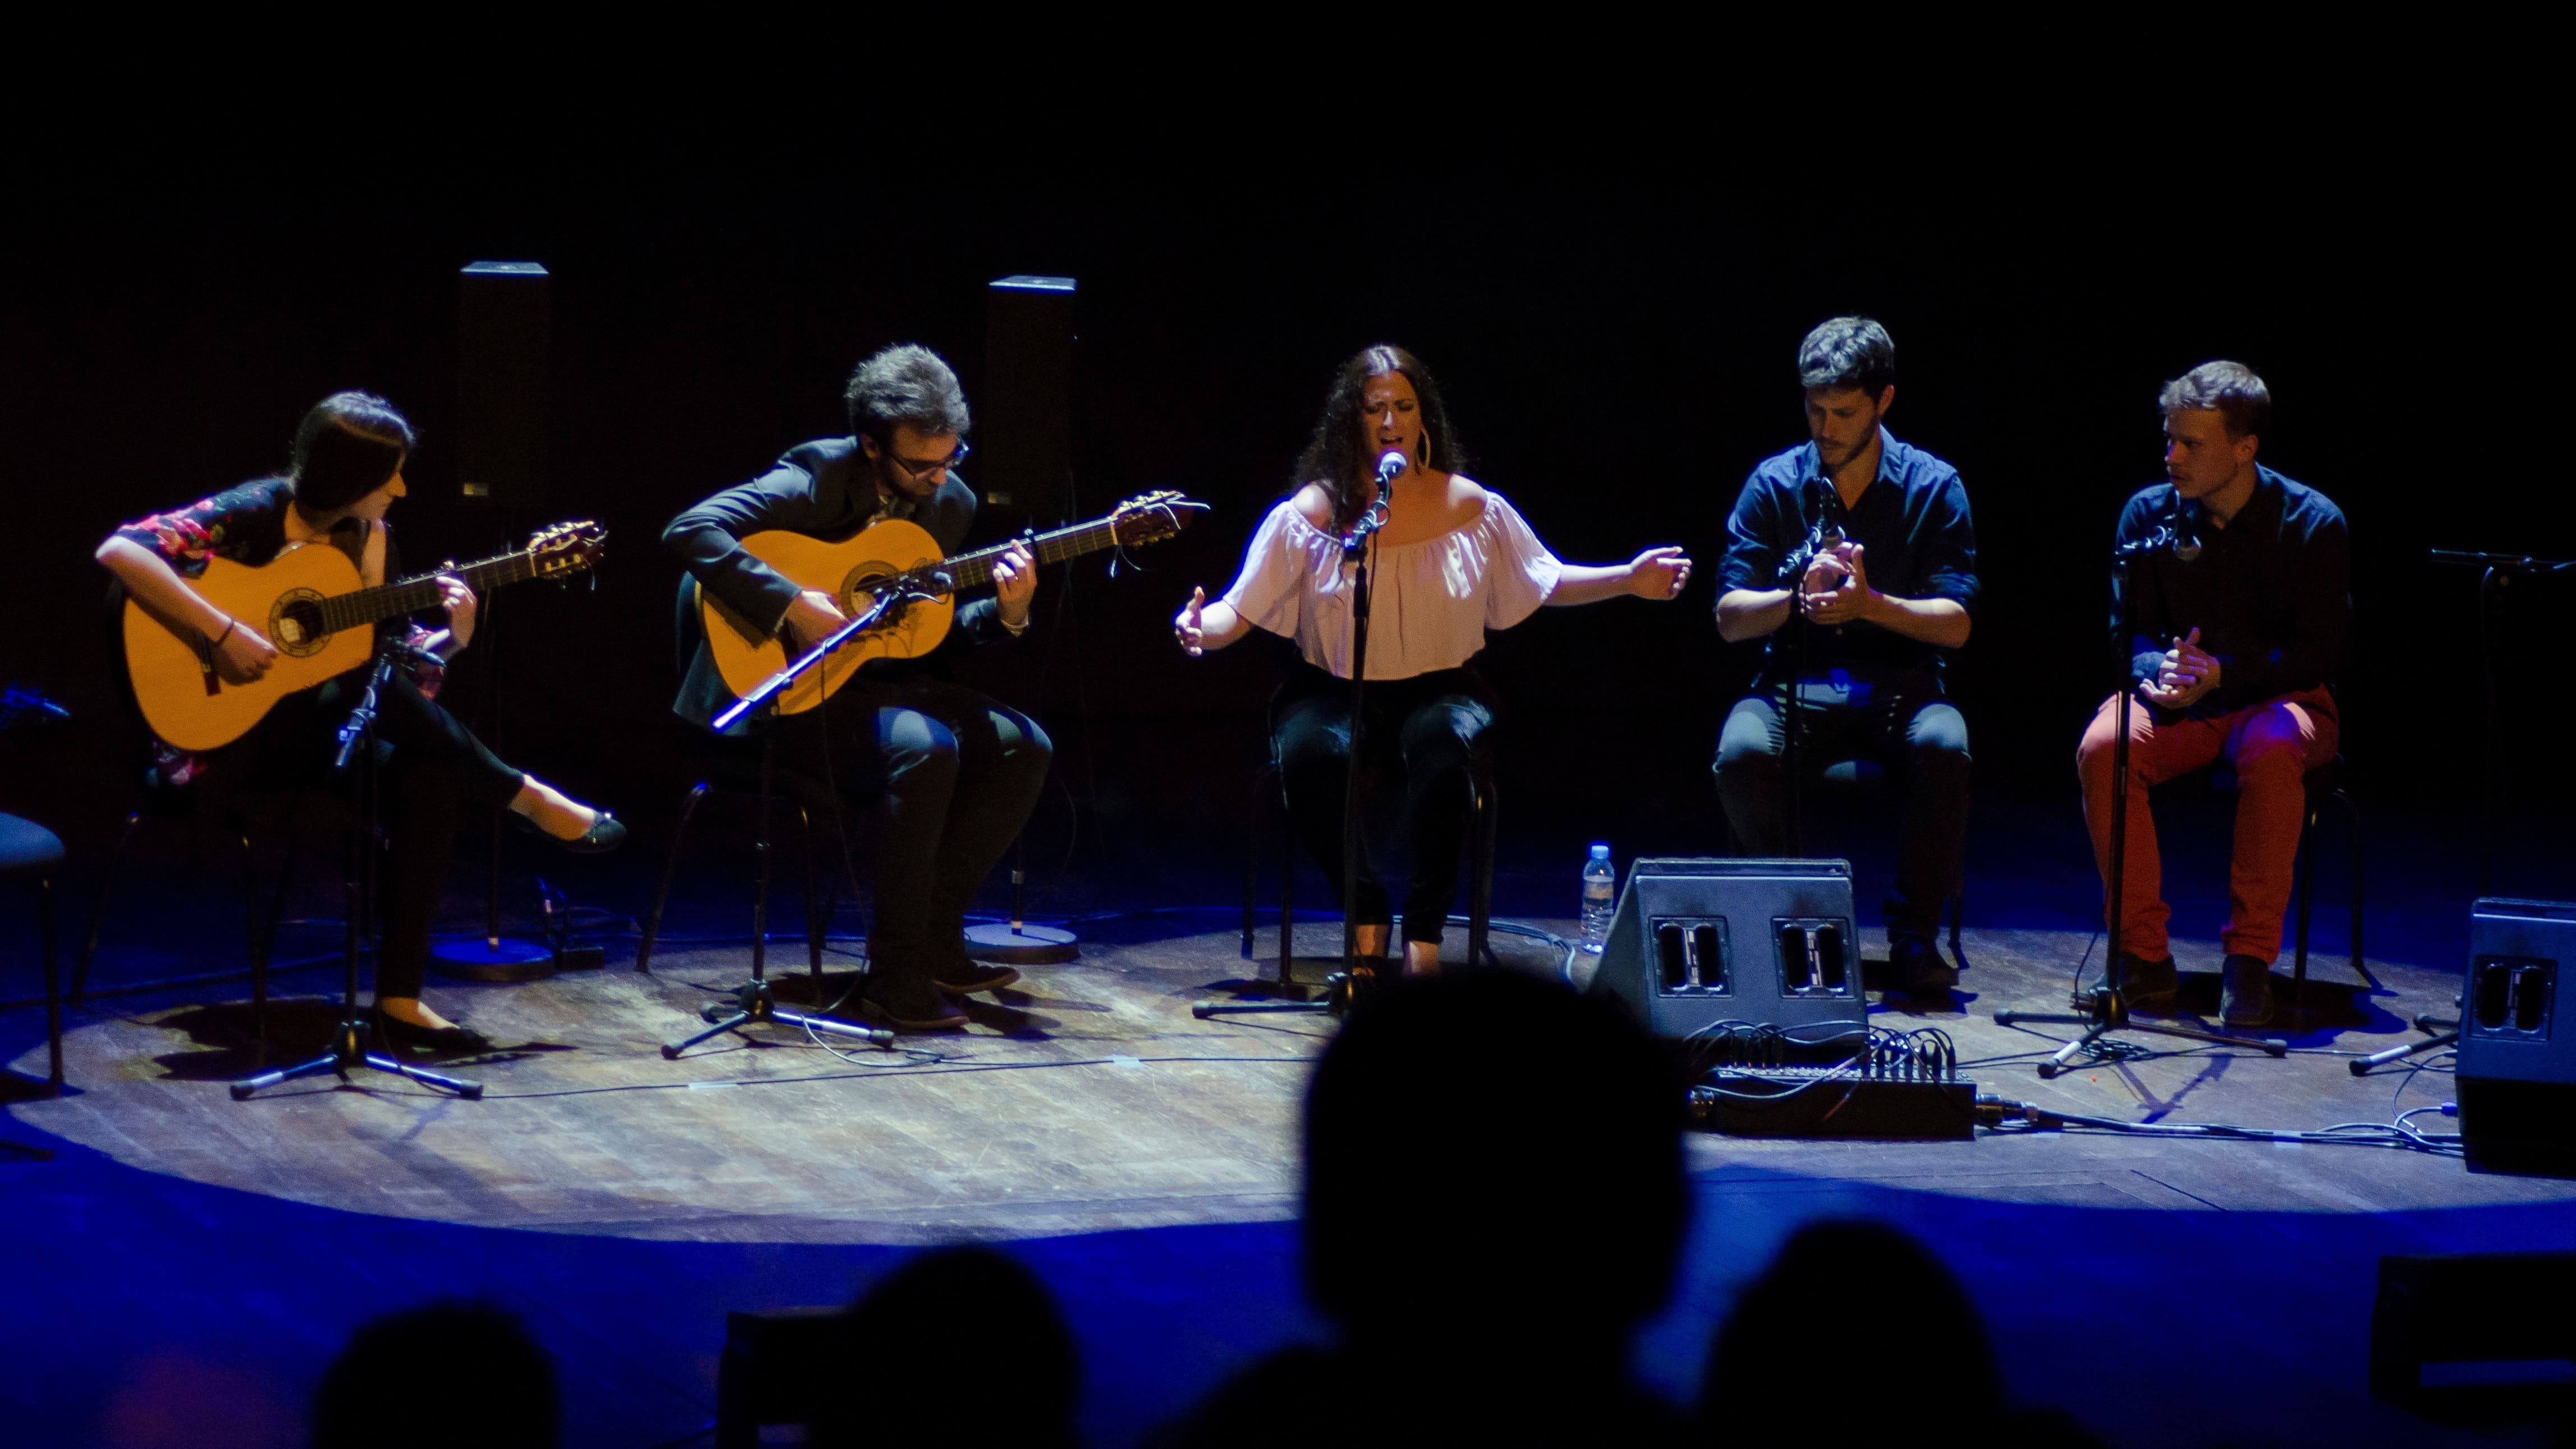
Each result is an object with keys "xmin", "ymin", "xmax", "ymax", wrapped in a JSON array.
[{"xmin": 1342, "ymin": 450, "xmax": 1406, "ymax": 555}]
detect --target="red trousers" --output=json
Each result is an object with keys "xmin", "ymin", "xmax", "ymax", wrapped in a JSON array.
[{"xmin": 2075, "ymin": 687, "xmax": 2337, "ymax": 964}]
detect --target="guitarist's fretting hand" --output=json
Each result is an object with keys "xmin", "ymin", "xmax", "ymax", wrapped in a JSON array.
[
  {"xmin": 213, "ymin": 621, "xmax": 280, "ymax": 684},
  {"xmin": 992, "ymin": 540, "xmax": 1037, "ymax": 629},
  {"xmin": 781, "ymin": 589, "xmax": 851, "ymax": 655}
]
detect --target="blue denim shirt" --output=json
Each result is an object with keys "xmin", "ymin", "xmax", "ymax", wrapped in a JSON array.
[{"xmin": 1717, "ymin": 428, "xmax": 1979, "ymax": 688}]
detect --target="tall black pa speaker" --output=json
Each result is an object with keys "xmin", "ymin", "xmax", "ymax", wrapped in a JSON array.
[
  {"xmin": 457, "ymin": 261, "xmax": 551, "ymax": 510},
  {"xmin": 2457, "ymin": 898, "xmax": 2576, "ymax": 1174},
  {"xmin": 1586, "ymin": 859, "xmax": 1866, "ymax": 1042},
  {"xmin": 978, "ymin": 275, "xmax": 1075, "ymax": 530}
]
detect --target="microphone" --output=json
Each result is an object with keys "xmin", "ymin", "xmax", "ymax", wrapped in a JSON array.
[
  {"xmin": 1375, "ymin": 450, "xmax": 1408, "ymax": 487},
  {"xmin": 2165, "ymin": 488, "xmax": 2202, "ymax": 562}
]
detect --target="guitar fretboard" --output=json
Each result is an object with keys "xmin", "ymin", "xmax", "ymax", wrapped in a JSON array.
[
  {"xmin": 886, "ymin": 516, "xmax": 1129, "ymax": 597},
  {"xmin": 313, "ymin": 550, "xmax": 552, "ymax": 638}
]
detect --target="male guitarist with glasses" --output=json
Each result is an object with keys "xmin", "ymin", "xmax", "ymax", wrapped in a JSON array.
[{"xmin": 665, "ymin": 344, "xmax": 1047, "ymax": 1033}]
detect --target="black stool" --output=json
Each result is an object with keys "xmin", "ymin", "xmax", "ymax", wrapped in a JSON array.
[
  {"xmin": 637, "ymin": 733, "xmax": 868, "ymax": 997},
  {"xmin": 1807, "ymin": 757, "xmax": 1967, "ymax": 964},
  {"xmin": 74, "ymin": 777, "xmax": 337, "ymax": 1064},
  {"xmin": 2165, "ymin": 753, "xmax": 2368, "ymax": 1000},
  {"xmin": 1, "ymin": 812, "xmax": 65, "ymax": 1095},
  {"xmin": 1237, "ymin": 750, "xmax": 1500, "ymax": 984}
]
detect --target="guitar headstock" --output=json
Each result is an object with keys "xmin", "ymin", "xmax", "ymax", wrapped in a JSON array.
[
  {"xmin": 525, "ymin": 520, "xmax": 608, "ymax": 578},
  {"xmin": 1109, "ymin": 492, "xmax": 1209, "ymax": 546}
]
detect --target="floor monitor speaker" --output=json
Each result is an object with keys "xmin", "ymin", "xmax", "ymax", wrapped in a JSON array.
[
  {"xmin": 2458, "ymin": 898, "xmax": 2576, "ymax": 1173},
  {"xmin": 1587, "ymin": 858, "xmax": 1866, "ymax": 1042}
]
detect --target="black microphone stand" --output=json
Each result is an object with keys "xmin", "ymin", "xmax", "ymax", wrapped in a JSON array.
[
  {"xmin": 1200, "ymin": 458, "xmax": 1399, "ymax": 1021},
  {"xmin": 2429, "ymin": 549, "xmax": 2575, "ymax": 896},
  {"xmin": 1995, "ymin": 527, "xmax": 2284, "ymax": 1075},
  {"xmin": 659, "ymin": 593, "xmax": 905, "ymax": 1058},
  {"xmin": 1772, "ymin": 477, "xmax": 1844, "ymax": 856},
  {"xmin": 233, "ymin": 641, "xmax": 483, "ymax": 1101}
]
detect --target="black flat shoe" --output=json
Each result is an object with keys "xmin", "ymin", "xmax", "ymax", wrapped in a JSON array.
[
  {"xmin": 373, "ymin": 1008, "xmax": 492, "ymax": 1054},
  {"xmin": 516, "ymin": 809, "xmax": 627, "ymax": 854}
]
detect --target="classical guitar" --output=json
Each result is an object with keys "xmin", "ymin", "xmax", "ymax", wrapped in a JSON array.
[
  {"xmin": 123, "ymin": 521, "xmax": 608, "ymax": 752},
  {"xmin": 701, "ymin": 491, "xmax": 1206, "ymax": 715}
]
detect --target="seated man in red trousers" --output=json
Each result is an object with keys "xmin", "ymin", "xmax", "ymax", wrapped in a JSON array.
[{"xmin": 2076, "ymin": 361, "xmax": 2349, "ymax": 1027}]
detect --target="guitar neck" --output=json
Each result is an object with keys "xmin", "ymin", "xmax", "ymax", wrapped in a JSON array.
[
  {"xmin": 911, "ymin": 516, "xmax": 1127, "ymax": 595},
  {"xmin": 314, "ymin": 551, "xmax": 542, "ymax": 638}
]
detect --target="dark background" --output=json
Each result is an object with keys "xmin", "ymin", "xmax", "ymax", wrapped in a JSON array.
[{"xmin": 4, "ymin": 119, "xmax": 2566, "ymax": 899}]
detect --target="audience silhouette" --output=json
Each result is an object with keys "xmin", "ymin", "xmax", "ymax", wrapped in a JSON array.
[
  {"xmin": 810, "ymin": 1244, "xmax": 1080, "ymax": 1448},
  {"xmin": 309, "ymin": 1298, "xmax": 557, "ymax": 1449},
  {"xmin": 1694, "ymin": 1218, "xmax": 2104, "ymax": 1447},
  {"xmin": 1158, "ymin": 969, "xmax": 1690, "ymax": 1446}
]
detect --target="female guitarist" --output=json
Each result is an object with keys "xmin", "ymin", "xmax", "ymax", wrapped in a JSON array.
[
  {"xmin": 1174, "ymin": 346, "xmax": 1693, "ymax": 978},
  {"xmin": 95, "ymin": 391, "xmax": 625, "ymax": 1053}
]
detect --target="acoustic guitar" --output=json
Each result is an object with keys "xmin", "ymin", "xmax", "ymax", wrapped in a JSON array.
[
  {"xmin": 700, "ymin": 492, "xmax": 1205, "ymax": 715},
  {"xmin": 123, "ymin": 521, "xmax": 607, "ymax": 751}
]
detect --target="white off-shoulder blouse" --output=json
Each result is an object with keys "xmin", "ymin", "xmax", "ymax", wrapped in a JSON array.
[{"xmin": 1222, "ymin": 490, "xmax": 1564, "ymax": 680}]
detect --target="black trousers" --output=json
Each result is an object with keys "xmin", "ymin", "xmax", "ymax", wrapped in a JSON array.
[
  {"xmin": 1712, "ymin": 673, "xmax": 1970, "ymax": 941},
  {"xmin": 214, "ymin": 666, "xmax": 526, "ymax": 1001},
  {"xmin": 1274, "ymin": 660, "xmax": 1495, "ymax": 947},
  {"xmin": 765, "ymin": 672, "xmax": 1052, "ymax": 988}
]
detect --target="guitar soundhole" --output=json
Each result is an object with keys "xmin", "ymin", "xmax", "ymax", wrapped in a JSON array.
[{"xmin": 270, "ymin": 591, "xmax": 330, "ymax": 658}]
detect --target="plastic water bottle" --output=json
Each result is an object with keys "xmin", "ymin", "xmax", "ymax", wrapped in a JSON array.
[{"xmin": 1580, "ymin": 843, "xmax": 1617, "ymax": 955}]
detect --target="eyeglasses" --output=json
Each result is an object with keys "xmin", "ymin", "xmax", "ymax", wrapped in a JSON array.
[{"xmin": 885, "ymin": 439, "xmax": 969, "ymax": 480}]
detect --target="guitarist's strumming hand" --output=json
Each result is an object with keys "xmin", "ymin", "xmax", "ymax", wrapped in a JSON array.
[
  {"xmin": 212, "ymin": 620, "xmax": 280, "ymax": 684},
  {"xmin": 991, "ymin": 540, "xmax": 1037, "ymax": 630},
  {"xmin": 781, "ymin": 589, "xmax": 850, "ymax": 655}
]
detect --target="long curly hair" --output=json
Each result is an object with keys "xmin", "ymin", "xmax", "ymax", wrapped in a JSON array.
[{"xmin": 1294, "ymin": 345, "xmax": 1466, "ymax": 533}]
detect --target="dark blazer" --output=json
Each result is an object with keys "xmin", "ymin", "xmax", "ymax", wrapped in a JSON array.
[{"xmin": 663, "ymin": 437, "xmax": 1010, "ymax": 732}]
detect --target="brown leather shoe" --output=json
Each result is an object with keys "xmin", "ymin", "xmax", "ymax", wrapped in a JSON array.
[
  {"xmin": 857, "ymin": 975, "xmax": 969, "ymax": 1033},
  {"xmin": 932, "ymin": 959, "xmax": 1021, "ymax": 995}
]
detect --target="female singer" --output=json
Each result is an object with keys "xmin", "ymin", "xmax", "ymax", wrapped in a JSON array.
[
  {"xmin": 96, "ymin": 391, "xmax": 625, "ymax": 1052},
  {"xmin": 1175, "ymin": 346, "xmax": 1691, "ymax": 976}
]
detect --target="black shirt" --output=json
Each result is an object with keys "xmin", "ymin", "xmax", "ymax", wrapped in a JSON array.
[
  {"xmin": 2112, "ymin": 465, "xmax": 2350, "ymax": 718},
  {"xmin": 1716, "ymin": 428, "xmax": 1980, "ymax": 688}
]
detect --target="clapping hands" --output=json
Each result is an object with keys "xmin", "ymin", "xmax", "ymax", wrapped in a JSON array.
[
  {"xmin": 2139, "ymin": 627, "xmax": 2222, "ymax": 709},
  {"xmin": 1799, "ymin": 541, "xmax": 1876, "ymax": 627}
]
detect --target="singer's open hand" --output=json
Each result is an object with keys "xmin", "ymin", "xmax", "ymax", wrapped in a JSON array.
[
  {"xmin": 1174, "ymin": 586, "xmax": 1209, "ymax": 656},
  {"xmin": 436, "ymin": 575, "xmax": 478, "ymax": 653},
  {"xmin": 1801, "ymin": 543, "xmax": 1877, "ymax": 626},
  {"xmin": 991, "ymin": 540, "xmax": 1038, "ymax": 629},
  {"xmin": 1628, "ymin": 547, "xmax": 1692, "ymax": 600}
]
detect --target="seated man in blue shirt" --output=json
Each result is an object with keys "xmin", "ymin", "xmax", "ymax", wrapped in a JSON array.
[{"xmin": 1712, "ymin": 317, "xmax": 1978, "ymax": 995}]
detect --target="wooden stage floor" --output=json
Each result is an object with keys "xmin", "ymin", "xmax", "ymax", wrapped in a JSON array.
[{"xmin": 9, "ymin": 913, "xmax": 2576, "ymax": 1445}]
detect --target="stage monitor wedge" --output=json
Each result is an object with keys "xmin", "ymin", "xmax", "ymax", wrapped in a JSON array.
[
  {"xmin": 458, "ymin": 261, "xmax": 551, "ymax": 510},
  {"xmin": 1587, "ymin": 858, "xmax": 1866, "ymax": 1044},
  {"xmin": 979, "ymin": 275, "xmax": 1075, "ymax": 528},
  {"xmin": 2457, "ymin": 897, "xmax": 2576, "ymax": 1174}
]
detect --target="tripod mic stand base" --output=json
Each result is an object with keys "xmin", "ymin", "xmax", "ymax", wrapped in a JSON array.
[
  {"xmin": 661, "ymin": 979, "xmax": 897, "ymax": 1059},
  {"xmin": 1194, "ymin": 965, "xmax": 1376, "ymax": 1020},
  {"xmin": 1999, "ymin": 987, "xmax": 2288, "ymax": 1078},
  {"xmin": 230, "ymin": 1017, "xmax": 484, "ymax": 1101},
  {"xmin": 429, "ymin": 934, "xmax": 557, "ymax": 982},
  {"xmin": 964, "ymin": 922, "xmax": 1079, "ymax": 965}
]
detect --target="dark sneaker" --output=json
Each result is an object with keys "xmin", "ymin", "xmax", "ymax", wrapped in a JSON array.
[
  {"xmin": 933, "ymin": 959, "xmax": 1021, "ymax": 995},
  {"xmin": 857, "ymin": 975, "xmax": 969, "ymax": 1033},
  {"xmin": 2221, "ymin": 954, "xmax": 2276, "ymax": 1027},
  {"xmin": 1885, "ymin": 937, "xmax": 1958, "ymax": 996},
  {"xmin": 2115, "ymin": 953, "xmax": 2180, "ymax": 1012}
]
